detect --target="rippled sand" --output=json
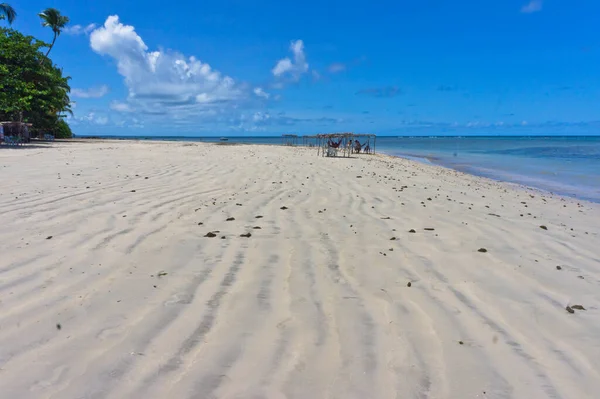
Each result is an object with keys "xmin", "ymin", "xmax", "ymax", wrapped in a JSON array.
[{"xmin": 1, "ymin": 140, "xmax": 599, "ymax": 399}]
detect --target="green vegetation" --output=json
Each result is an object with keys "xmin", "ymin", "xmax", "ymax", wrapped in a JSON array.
[
  {"xmin": 53, "ymin": 119, "xmax": 72, "ymax": 139},
  {"xmin": 0, "ymin": 4, "xmax": 73, "ymax": 138}
]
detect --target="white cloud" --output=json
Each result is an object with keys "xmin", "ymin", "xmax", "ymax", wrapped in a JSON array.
[
  {"xmin": 252, "ymin": 112, "xmax": 270, "ymax": 122},
  {"xmin": 90, "ymin": 15, "xmax": 242, "ymax": 115},
  {"xmin": 272, "ymin": 40, "xmax": 309, "ymax": 81},
  {"xmin": 273, "ymin": 58, "xmax": 293, "ymax": 76},
  {"xmin": 253, "ymin": 87, "xmax": 270, "ymax": 99},
  {"xmin": 521, "ymin": 0, "xmax": 543, "ymax": 13},
  {"xmin": 70, "ymin": 112, "xmax": 110, "ymax": 125},
  {"xmin": 95, "ymin": 116, "xmax": 109, "ymax": 125},
  {"xmin": 110, "ymin": 101, "xmax": 133, "ymax": 112},
  {"xmin": 64, "ymin": 23, "xmax": 97, "ymax": 35},
  {"xmin": 328, "ymin": 63, "xmax": 346, "ymax": 73},
  {"xmin": 71, "ymin": 85, "xmax": 109, "ymax": 98}
]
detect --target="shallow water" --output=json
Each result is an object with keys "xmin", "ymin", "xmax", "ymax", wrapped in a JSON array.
[{"xmin": 377, "ymin": 136, "xmax": 600, "ymax": 203}]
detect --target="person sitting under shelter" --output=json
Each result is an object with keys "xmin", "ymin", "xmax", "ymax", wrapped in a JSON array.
[
  {"xmin": 354, "ymin": 140, "xmax": 363, "ymax": 153},
  {"xmin": 328, "ymin": 138, "xmax": 343, "ymax": 148}
]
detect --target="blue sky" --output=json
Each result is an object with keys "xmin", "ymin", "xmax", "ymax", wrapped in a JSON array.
[{"xmin": 8, "ymin": 0, "xmax": 600, "ymax": 136}]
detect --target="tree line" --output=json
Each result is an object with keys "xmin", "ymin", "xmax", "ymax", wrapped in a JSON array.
[{"xmin": 1, "ymin": 3, "xmax": 73, "ymax": 138}]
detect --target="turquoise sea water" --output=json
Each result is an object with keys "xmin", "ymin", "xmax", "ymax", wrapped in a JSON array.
[
  {"xmin": 379, "ymin": 136, "xmax": 600, "ymax": 203},
  {"xmin": 89, "ymin": 135, "xmax": 600, "ymax": 203}
]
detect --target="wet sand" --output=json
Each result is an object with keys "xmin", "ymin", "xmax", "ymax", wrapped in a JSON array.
[{"xmin": 1, "ymin": 140, "xmax": 599, "ymax": 398}]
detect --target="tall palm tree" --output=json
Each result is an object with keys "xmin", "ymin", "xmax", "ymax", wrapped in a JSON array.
[
  {"xmin": 0, "ymin": 3, "xmax": 16, "ymax": 24},
  {"xmin": 38, "ymin": 8, "xmax": 69, "ymax": 57}
]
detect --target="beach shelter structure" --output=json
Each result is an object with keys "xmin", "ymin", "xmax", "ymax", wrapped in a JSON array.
[
  {"xmin": 352, "ymin": 133, "xmax": 377, "ymax": 154},
  {"xmin": 315, "ymin": 133, "xmax": 377, "ymax": 157},
  {"xmin": 281, "ymin": 134, "xmax": 299, "ymax": 146},
  {"xmin": 302, "ymin": 135, "xmax": 318, "ymax": 147},
  {"xmin": 0, "ymin": 122, "xmax": 32, "ymax": 144}
]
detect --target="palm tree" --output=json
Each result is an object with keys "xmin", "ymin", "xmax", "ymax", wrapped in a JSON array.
[
  {"xmin": 38, "ymin": 8, "xmax": 69, "ymax": 57},
  {"xmin": 0, "ymin": 3, "xmax": 17, "ymax": 24}
]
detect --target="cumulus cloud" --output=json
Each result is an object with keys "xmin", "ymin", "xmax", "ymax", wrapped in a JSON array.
[
  {"xmin": 521, "ymin": 0, "xmax": 543, "ymax": 13},
  {"xmin": 328, "ymin": 63, "xmax": 346, "ymax": 73},
  {"xmin": 253, "ymin": 87, "xmax": 270, "ymax": 99},
  {"xmin": 90, "ymin": 15, "xmax": 242, "ymax": 116},
  {"xmin": 64, "ymin": 23, "xmax": 97, "ymax": 35},
  {"xmin": 272, "ymin": 40, "xmax": 309, "ymax": 81},
  {"xmin": 71, "ymin": 85, "xmax": 109, "ymax": 98}
]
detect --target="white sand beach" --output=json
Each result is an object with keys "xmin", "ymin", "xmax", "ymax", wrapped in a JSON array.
[{"xmin": 1, "ymin": 140, "xmax": 599, "ymax": 399}]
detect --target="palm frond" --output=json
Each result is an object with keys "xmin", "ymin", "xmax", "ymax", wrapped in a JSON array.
[{"xmin": 0, "ymin": 3, "xmax": 17, "ymax": 24}]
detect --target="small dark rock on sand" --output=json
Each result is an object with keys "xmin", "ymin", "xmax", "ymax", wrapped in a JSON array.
[
  {"xmin": 240, "ymin": 233, "xmax": 252, "ymax": 238},
  {"xmin": 157, "ymin": 271, "xmax": 168, "ymax": 277},
  {"xmin": 204, "ymin": 232, "xmax": 217, "ymax": 238},
  {"xmin": 459, "ymin": 341, "xmax": 464, "ymax": 345},
  {"xmin": 198, "ymin": 222, "xmax": 203, "ymax": 225},
  {"xmin": 566, "ymin": 306, "xmax": 575, "ymax": 314},
  {"xmin": 253, "ymin": 226, "xmax": 262, "ymax": 229},
  {"xmin": 280, "ymin": 206, "xmax": 288, "ymax": 210},
  {"xmin": 226, "ymin": 217, "xmax": 235, "ymax": 221},
  {"xmin": 424, "ymin": 228, "xmax": 435, "ymax": 231},
  {"xmin": 407, "ymin": 282, "xmax": 412, "ymax": 287},
  {"xmin": 255, "ymin": 215, "xmax": 263, "ymax": 218},
  {"xmin": 390, "ymin": 237, "xmax": 397, "ymax": 241},
  {"xmin": 540, "ymin": 225, "xmax": 548, "ymax": 230},
  {"xmin": 409, "ymin": 229, "xmax": 416, "ymax": 233},
  {"xmin": 46, "ymin": 236, "xmax": 53, "ymax": 240},
  {"xmin": 556, "ymin": 266, "xmax": 562, "ymax": 270},
  {"xmin": 478, "ymin": 248, "xmax": 488, "ymax": 253},
  {"xmin": 571, "ymin": 305, "xmax": 586, "ymax": 311},
  {"xmin": 56, "ymin": 323, "xmax": 61, "ymax": 330}
]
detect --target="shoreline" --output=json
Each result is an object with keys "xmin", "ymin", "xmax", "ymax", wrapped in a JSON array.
[{"xmin": 378, "ymin": 148, "xmax": 600, "ymax": 204}]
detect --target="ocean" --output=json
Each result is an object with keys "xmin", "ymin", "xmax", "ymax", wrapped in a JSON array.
[{"xmin": 88, "ymin": 135, "xmax": 600, "ymax": 203}]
